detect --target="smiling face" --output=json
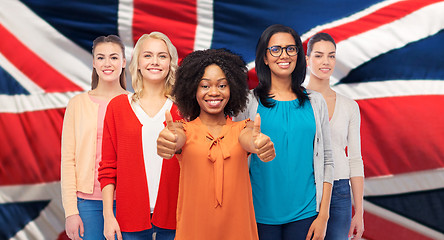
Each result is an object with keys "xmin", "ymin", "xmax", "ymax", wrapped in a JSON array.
[
  {"xmin": 196, "ymin": 64, "xmax": 230, "ymax": 121},
  {"xmin": 137, "ymin": 38, "xmax": 171, "ymax": 84},
  {"xmin": 264, "ymin": 32, "xmax": 297, "ymax": 81},
  {"xmin": 92, "ymin": 42, "xmax": 126, "ymax": 83},
  {"xmin": 306, "ymin": 40, "xmax": 336, "ymax": 81}
]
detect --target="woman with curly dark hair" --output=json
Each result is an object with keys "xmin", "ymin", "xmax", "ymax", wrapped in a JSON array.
[
  {"xmin": 172, "ymin": 48, "xmax": 251, "ymax": 121},
  {"xmin": 157, "ymin": 48, "xmax": 275, "ymax": 240}
]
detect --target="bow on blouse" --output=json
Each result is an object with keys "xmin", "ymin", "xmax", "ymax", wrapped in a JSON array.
[{"xmin": 207, "ymin": 135, "xmax": 231, "ymax": 208}]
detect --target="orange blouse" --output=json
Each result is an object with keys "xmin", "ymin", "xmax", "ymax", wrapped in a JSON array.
[{"xmin": 175, "ymin": 117, "xmax": 258, "ymax": 240}]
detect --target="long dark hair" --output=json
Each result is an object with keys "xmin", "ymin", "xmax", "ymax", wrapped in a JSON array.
[
  {"xmin": 91, "ymin": 35, "xmax": 126, "ymax": 90},
  {"xmin": 254, "ymin": 24, "xmax": 308, "ymax": 107}
]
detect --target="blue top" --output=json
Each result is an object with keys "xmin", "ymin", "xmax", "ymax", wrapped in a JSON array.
[{"xmin": 250, "ymin": 98, "xmax": 317, "ymax": 224}]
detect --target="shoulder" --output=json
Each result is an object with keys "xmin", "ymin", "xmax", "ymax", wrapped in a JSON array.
[
  {"xmin": 306, "ymin": 89, "xmax": 322, "ymax": 100},
  {"xmin": 106, "ymin": 94, "xmax": 131, "ymax": 117},
  {"xmin": 246, "ymin": 89, "xmax": 258, "ymax": 106},
  {"xmin": 68, "ymin": 91, "xmax": 88, "ymax": 103},
  {"xmin": 170, "ymin": 101, "xmax": 183, "ymax": 121},
  {"xmin": 230, "ymin": 118, "xmax": 249, "ymax": 129},
  {"xmin": 66, "ymin": 92, "xmax": 91, "ymax": 109},
  {"xmin": 182, "ymin": 118, "xmax": 200, "ymax": 134},
  {"xmin": 306, "ymin": 89, "xmax": 326, "ymax": 109},
  {"xmin": 109, "ymin": 94, "xmax": 130, "ymax": 107},
  {"xmin": 336, "ymin": 93, "xmax": 360, "ymax": 112}
]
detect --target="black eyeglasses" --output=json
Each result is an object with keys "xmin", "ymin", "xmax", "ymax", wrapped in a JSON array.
[{"xmin": 267, "ymin": 45, "xmax": 298, "ymax": 57}]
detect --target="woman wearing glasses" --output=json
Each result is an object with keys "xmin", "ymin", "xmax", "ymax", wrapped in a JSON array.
[
  {"xmin": 234, "ymin": 24, "xmax": 333, "ymax": 240},
  {"xmin": 306, "ymin": 33, "xmax": 364, "ymax": 240}
]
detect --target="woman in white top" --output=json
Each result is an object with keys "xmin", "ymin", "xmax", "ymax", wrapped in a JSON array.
[
  {"xmin": 306, "ymin": 32, "xmax": 365, "ymax": 240},
  {"xmin": 100, "ymin": 32, "xmax": 180, "ymax": 240}
]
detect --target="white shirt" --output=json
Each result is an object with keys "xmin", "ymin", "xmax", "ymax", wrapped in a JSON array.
[
  {"xmin": 330, "ymin": 93, "xmax": 364, "ymax": 180},
  {"xmin": 129, "ymin": 94, "xmax": 173, "ymax": 212}
]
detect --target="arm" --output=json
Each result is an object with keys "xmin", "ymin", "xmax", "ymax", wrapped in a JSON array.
[
  {"xmin": 102, "ymin": 184, "xmax": 122, "ymax": 240},
  {"xmin": 348, "ymin": 101, "xmax": 365, "ymax": 239},
  {"xmin": 306, "ymin": 182, "xmax": 332, "ymax": 240},
  {"xmin": 349, "ymin": 176, "xmax": 364, "ymax": 239},
  {"xmin": 239, "ymin": 114, "xmax": 275, "ymax": 162},
  {"xmin": 307, "ymin": 93, "xmax": 334, "ymax": 240},
  {"xmin": 157, "ymin": 111, "xmax": 186, "ymax": 159},
  {"xmin": 60, "ymin": 98, "xmax": 84, "ymax": 240},
  {"xmin": 98, "ymin": 103, "xmax": 121, "ymax": 240}
]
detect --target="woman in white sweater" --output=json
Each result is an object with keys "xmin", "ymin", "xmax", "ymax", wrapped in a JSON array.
[{"xmin": 306, "ymin": 33, "xmax": 365, "ymax": 240}]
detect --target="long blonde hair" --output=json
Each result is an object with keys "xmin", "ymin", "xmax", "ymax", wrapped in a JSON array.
[{"xmin": 129, "ymin": 32, "xmax": 178, "ymax": 102}]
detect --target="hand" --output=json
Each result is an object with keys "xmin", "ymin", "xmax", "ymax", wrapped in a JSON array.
[
  {"xmin": 349, "ymin": 213, "xmax": 364, "ymax": 239},
  {"xmin": 65, "ymin": 214, "xmax": 84, "ymax": 240},
  {"xmin": 306, "ymin": 215, "xmax": 328, "ymax": 240},
  {"xmin": 157, "ymin": 111, "xmax": 178, "ymax": 159},
  {"xmin": 104, "ymin": 216, "xmax": 122, "ymax": 240},
  {"xmin": 252, "ymin": 114, "xmax": 275, "ymax": 162}
]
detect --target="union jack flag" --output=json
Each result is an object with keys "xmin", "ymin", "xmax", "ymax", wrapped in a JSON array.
[{"xmin": 1, "ymin": 0, "xmax": 443, "ymax": 239}]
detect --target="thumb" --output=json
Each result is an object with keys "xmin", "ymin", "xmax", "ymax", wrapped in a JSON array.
[
  {"xmin": 165, "ymin": 110, "xmax": 175, "ymax": 132},
  {"xmin": 252, "ymin": 113, "xmax": 261, "ymax": 140}
]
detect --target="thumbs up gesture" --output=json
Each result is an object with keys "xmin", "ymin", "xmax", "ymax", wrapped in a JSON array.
[
  {"xmin": 251, "ymin": 114, "xmax": 275, "ymax": 162},
  {"xmin": 157, "ymin": 111, "xmax": 185, "ymax": 159}
]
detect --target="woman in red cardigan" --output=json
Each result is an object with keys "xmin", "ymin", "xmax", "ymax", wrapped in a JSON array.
[{"xmin": 99, "ymin": 32, "xmax": 181, "ymax": 240}]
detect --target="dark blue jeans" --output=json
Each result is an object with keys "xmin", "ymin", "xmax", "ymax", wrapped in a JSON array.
[
  {"xmin": 121, "ymin": 228, "xmax": 151, "ymax": 240},
  {"xmin": 121, "ymin": 224, "xmax": 175, "ymax": 240},
  {"xmin": 257, "ymin": 215, "xmax": 317, "ymax": 240},
  {"xmin": 77, "ymin": 198, "xmax": 116, "ymax": 240},
  {"xmin": 151, "ymin": 224, "xmax": 175, "ymax": 240},
  {"xmin": 325, "ymin": 179, "xmax": 352, "ymax": 240}
]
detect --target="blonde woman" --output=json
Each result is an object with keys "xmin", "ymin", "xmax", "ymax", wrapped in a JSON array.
[
  {"xmin": 61, "ymin": 35, "xmax": 127, "ymax": 240},
  {"xmin": 99, "ymin": 32, "xmax": 181, "ymax": 240}
]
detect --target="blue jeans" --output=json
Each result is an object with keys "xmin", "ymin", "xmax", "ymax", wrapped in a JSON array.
[
  {"xmin": 151, "ymin": 224, "xmax": 175, "ymax": 240},
  {"xmin": 121, "ymin": 225, "xmax": 175, "ymax": 240},
  {"xmin": 121, "ymin": 229, "xmax": 151, "ymax": 239},
  {"xmin": 257, "ymin": 215, "xmax": 317, "ymax": 240},
  {"xmin": 325, "ymin": 179, "xmax": 352, "ymax": 240},
  {"xmin": 77, "ymin": 198, "xmax": 116, "ymax": 240}
]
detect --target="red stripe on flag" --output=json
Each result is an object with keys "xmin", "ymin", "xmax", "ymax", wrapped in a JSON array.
[
  {"xmin": 362, "ymin": 210, "xmax": 435, "ymax": 240},
  {"xmin": 358, "ymin": 95, "xmax": 444, "ymax": 178},
  {"xmin": 302, "ymin": 0, "xmax": 442, "ymax": 51},
  {"xmin": 132, "ymin": 0, "xmax": 197, "ymax": 59},
  {"xmin": 247, "ymin": 69, "xmax": 258, "ymax": 90},
  {"xmin": 0, "ymin": 109, "xmax": 65, "ymax": 185},
  {"xmin": 0, "ymin": 25, "xmax": 83, "ymax": 92}
]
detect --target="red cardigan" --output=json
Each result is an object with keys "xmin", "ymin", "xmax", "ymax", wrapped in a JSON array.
[{"xmin": 99, "ymin": 94, "xmax": 181, "ymax": 232}]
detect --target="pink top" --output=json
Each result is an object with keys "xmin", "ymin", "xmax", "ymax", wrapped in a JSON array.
[{"xmin": 77, "ymin": 95, "xmax": 108, "ymax": 200}]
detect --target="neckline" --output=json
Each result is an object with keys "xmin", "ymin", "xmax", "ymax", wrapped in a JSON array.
[
  {"xmin": 269, "ymin": 97, "xmax": 299, "ymax": 103},
  {"xmin": 194, "ymin": 117, "xmax": 232, "ymax": 139},
  {"xmin": 129, "ymin": 94, "xmax": 172, "ymax": 122},
  {"xmin": 329, "ymin": 93, "xmax": 339, "ymax": 123},
  {"xmin": 88, "ymin": 93, "xmax": 109, "ymax": 104}
]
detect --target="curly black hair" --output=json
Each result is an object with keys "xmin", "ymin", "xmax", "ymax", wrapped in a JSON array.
[{"xmin": 173, "ymin": 48, "xmax": 249, "ymax": 121}]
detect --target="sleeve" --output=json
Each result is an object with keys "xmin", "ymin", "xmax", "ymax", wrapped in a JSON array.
[
  {"xmin": 319, "ymin": 96, "xmax": 334, "ymax": 184},
  {"xmin": 60, "ymin": 97, "xmax": 78, "ymax": 218},
  {"xmin": 239, "ymin": 119, "xmax": 252, "ymax": 157},
  {"xmin": 348, "ymin": 100, "xmax": 364, "ymax": 177},
  {"xmin": 98, "ymin": 102, "xmax": 118, "ymax": 190}
]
